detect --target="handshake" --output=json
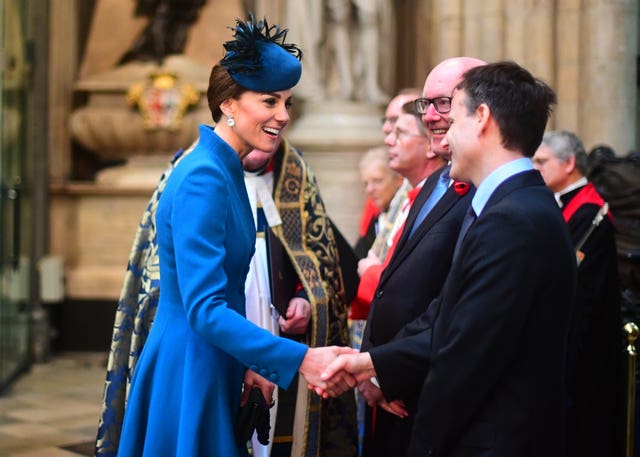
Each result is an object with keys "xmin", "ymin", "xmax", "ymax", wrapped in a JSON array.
[{"xmin": 298, "ymin": 346, "xmax": 409, "ymax": 418}]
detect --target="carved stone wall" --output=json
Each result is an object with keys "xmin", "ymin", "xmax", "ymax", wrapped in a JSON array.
[
  {"xmin": 47, "ymin": 0, "xmax": 639, "ymax": 300},
  {"xmin": 396, "ymin": 0, "xmax": 638, "ymax": 155},
  {"xmin": 48, "ymin": 0, "xmax": 245, "ymax": 299}
]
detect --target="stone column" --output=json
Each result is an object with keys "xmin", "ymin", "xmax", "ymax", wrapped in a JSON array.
[
  {"xmin": 504, "ymin": 0, "xmax": 556, "ymax": 80},
  {"xmin": 434, "ymin": 0, "xmax": 463, "ymax": 61},
  {"xmin": 522, "ymin": 0, "xmax": 555, "ymax": 83},
  {"xmin": 504, "ymin": 0, "xmax": 527, "ymax": 62},
  {"xmin": 285, "ymin": 0, "xmax": 390, "ymax": 242},
  {"xmin": 463, "ymin": 0, "xmax": 503, "ymax": 63},
  {"xmin": 412, "ymin": 0, "xmax": 433, "ymax": 85},
  {"xmin": 48, "ymin": 0, "xmax": 78, "ymax": 182},
  {"xmin": 554, "ymin": 0, "xmax": 582, "ymax": 132},
  {"xmin": 287, "ymin": 102, "xmax": 383, "ymax": 243},
  {"xmin": 253, "ymin": 0, "xmax": 286, "ymax": 23},
  {"xmin": 580, "ymin": 0, "xmax": 638, "ymax": 154}
]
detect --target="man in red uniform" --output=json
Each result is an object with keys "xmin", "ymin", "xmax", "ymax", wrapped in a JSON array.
[{"xmin": 533, "ymin": 129, "xmax": 623, "ymax": 457}]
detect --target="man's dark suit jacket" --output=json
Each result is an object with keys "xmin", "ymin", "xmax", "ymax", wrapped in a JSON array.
[
  {"xmin": 360, "ymin": 164, "xmax": 474, "ymax": 457},
  {"xmin": 371, "ymin": 170, "xmax": 577, "ymax": 457}
]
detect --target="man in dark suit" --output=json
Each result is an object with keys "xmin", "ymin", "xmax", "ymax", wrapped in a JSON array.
[
  {"xmin": 355, "ymin": 57, "xmax": 484, "ymax": 457},
  {"xmin": 533, "ymin": 130, "xmax": 623, "ymax": 457},
  {"xmin": 321, "ymin": 61, "xmax": 576, "ymax": 457}
]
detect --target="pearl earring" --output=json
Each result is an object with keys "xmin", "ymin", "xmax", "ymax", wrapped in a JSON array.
[{"xmin": 227, "ymin": 114, "xmax": 235, "ymax": 127}]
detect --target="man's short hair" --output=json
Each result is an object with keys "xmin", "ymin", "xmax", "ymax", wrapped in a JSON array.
[
  {"xmin": 456, "ymin": 61, "xmax": 557, "ymax": 157},
  {"xmin": 541, "ymin": 130, "xmax": 589, "ymax": 175}
]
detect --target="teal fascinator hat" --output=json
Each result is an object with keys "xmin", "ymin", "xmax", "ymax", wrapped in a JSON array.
[{"xmin": 221, "ymin": 16, "xmax": 302, "ymax": 92}]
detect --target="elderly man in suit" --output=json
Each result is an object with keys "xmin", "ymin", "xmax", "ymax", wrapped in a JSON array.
[{"xmin": 321, "ymin": 61, "xmax": 576, "ymax": 457}]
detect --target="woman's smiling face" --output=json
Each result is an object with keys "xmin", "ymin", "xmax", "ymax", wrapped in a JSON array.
[{"xmin": 225, "ymin": 90, "xmax": 293, "ymax": 154}]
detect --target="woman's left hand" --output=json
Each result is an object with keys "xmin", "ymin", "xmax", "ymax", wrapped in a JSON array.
[{"xmin": 241, "ymin": 370, "xmax": 275, "ymax": 406}]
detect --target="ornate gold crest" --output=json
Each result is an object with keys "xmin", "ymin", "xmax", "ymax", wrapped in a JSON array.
[{"xmin": 126, "ymin": 71, "xmax": 200, "ymax": 131}]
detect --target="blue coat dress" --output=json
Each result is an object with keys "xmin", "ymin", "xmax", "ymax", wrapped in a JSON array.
[{"xmin": 117, "ymin": 125, "xmax": 308, "ymax": 457}]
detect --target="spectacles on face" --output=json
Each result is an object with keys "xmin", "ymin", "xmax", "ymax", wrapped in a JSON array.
[{"xmin": 414, "ymin": 97, "xmax": 453, "ymax": 114}]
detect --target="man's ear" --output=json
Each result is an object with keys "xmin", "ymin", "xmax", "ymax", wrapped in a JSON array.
[
  {"xmin": 476, "ymin": 103, "xmax": 491, "ymax": 133},
  {"xmin": 564, "ymin": 155, "xmax": 577, "ymax": 174}
]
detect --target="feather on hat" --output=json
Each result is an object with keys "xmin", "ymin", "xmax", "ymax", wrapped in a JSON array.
[{"xmin": 221, "ymin": 15, "xmax": 302, "ymax": 92}]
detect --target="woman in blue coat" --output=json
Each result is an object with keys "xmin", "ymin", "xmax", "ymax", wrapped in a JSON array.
[{"xmin": 117, "ymin": 17, "xmax": 354, "ymax": 457}]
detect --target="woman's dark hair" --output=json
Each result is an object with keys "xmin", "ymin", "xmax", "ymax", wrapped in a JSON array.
[{"xmin": 206, "ymin": 64, "xmax": 246, "ymax": 123}]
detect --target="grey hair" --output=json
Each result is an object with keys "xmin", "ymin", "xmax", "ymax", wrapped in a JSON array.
[
  {"xmin": 540, "ymin": 130, "xmax": 589, "ymax": 175},
  {"xmin": 360, "ymin": 146, "xmax": 395, "ymax": 173}
]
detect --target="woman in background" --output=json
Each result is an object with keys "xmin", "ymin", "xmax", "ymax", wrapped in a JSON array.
[{"xmin": 354, "ymin": 146, "xmax": 404, "ymax": 258}]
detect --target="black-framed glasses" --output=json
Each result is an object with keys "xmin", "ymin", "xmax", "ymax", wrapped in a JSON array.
[{"xmin": 414, "ymin": 97, "xmax": 452, "ymax": 114}]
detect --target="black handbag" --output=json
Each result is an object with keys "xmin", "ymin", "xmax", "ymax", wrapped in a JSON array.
[{"xmin": 234, "ymin": 387, "xmax": 271, "ymax": 445}]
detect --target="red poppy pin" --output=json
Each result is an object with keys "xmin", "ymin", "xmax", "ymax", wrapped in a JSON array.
[{"xmin": 453, "ymin": 181, "xmax": 470, "ymax": 196}]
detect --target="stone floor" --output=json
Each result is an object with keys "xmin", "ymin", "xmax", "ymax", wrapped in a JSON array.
[{"xmin": 0, "ymin": 352, "xmax": 107, "ymax": 457}]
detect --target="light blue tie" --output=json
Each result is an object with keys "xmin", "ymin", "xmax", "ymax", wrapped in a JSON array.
[{"xmin": 409, "ymin": 167, "xmax": 450, "ymax": 238}]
